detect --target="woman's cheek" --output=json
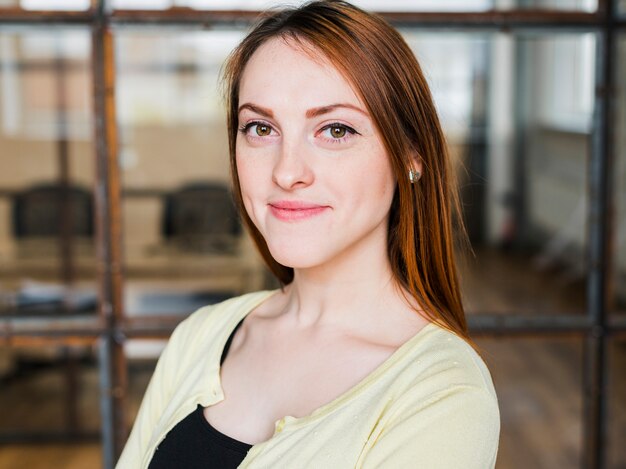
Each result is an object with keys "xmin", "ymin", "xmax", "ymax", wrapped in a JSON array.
[{"xmin": 236, "ymin": 165, "xmax": 261, "ymax": 228}]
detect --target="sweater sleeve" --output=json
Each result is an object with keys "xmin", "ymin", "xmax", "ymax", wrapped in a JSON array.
[
  {"xmin": 115, "ymin": 315, "xmax": 195, "ymax": 469},
  {"xmin": 360, "ymin": 384, "xmax": 500, "ymax": 469}
]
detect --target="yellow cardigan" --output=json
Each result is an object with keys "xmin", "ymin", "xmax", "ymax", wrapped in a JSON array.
[{"xmin": 117, "ymin": 290, "xmax": 500, "ymax": 468}]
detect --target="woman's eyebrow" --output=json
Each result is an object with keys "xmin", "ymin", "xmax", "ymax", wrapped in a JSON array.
[
  {"xmin": 238, "ymin": 103, "xmax": 273, "ymax": 118},
  {"xmin": 238, "ymin": 102, "xmax": 368, "ymax": 119},
  {"xmin": 305, "ymin": 103, "xmax": 368, "ymax": 118}
]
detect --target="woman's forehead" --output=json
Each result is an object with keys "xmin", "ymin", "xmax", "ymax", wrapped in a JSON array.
[{"xmin": 238, "ymin": 37, "xmax": 366, "ymax": 112}]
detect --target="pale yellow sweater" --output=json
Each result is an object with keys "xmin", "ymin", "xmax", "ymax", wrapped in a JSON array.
[{"xmin": 117, "ymin": 290, "xmax": 500, "ymax": 468}]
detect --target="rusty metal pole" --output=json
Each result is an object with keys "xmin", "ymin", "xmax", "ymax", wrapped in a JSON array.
[
  {"xmin": 92, "ymin": 1, "xmax": 126, "ymax": 467},
  {"xmin": 583, "ymin": 0, "xmax": 615, "ymax": 468}
]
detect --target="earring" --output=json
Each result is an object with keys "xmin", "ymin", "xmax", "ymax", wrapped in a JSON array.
[{"xmin": 409, "ymin": 168, "xmax": 421, "ymax": 183}]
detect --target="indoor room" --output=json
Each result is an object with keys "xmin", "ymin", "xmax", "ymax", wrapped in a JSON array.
[{"xmin": 0, "ymin": 0, "xmax": 624, "ymax": 468}]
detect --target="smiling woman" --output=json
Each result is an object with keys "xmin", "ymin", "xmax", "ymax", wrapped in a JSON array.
[
  {"xmin": 117, "ymin": 2, "xmax": 500, "ymax": 468},
  {"xmin": 235, "ymin": 38, "xmax": 396, "ymax": 271}
]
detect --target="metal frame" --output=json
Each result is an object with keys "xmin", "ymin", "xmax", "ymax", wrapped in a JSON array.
[{"xmin": 0, "ymin": 1, "xmax": 624, "ymax": 468}]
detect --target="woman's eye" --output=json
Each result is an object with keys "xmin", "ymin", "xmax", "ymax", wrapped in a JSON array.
[
  {"xmin": 239, "ymin": 122, "xmax": 275, "ymax": 138},
  {"xmin": 255, "ymin": 124, "xmax": 272, "ymax": 137},
  {"xmin": 320, "ymin": 123, "xmax": 357, "ymax": 141},
  {"xmin": 329, "ymin": 126, "xmax": 346, "ymax": 138}
]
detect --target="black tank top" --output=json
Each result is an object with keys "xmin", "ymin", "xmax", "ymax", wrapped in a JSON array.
[{"xmin": 147, "ymin": 318, "xmax": 252, "ymax": 468}]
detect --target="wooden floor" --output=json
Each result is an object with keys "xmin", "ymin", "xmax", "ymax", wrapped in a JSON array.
[
  {"xmin": 1, "ymin": 249, "xmax": 624, "ymax": 468},
  {"xmin": 0, "ymin": 444, "xmax": 101, "ymax": 469}
]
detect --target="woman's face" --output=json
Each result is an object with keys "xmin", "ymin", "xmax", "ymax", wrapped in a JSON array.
[{"xmin": 236, "ymin": 37, "xmax": 396, "ymax": 270}]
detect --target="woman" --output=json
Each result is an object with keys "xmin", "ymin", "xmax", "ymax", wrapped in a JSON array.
[{"xmin": 117, "ymin": 1, "xmax": 499, "ymax": 468}]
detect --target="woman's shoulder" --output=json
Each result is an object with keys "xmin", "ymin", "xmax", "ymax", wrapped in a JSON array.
[
  {"xmin": 394, "ymin": 322, "xmax": 498, "ymax": 403},
  {"xmin": 363, "ymin": 324, "xmax": 500, "ymax": 468}
]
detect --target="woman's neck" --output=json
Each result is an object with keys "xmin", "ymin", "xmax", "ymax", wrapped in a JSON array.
[{"xmin": 279, "ymin": 241, "xmax": 405, "ymax": 330}]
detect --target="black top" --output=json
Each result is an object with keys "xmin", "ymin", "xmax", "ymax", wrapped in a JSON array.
[{"xmin": 148, "ymin": 318, "xmax": 252, "ymax": 469}]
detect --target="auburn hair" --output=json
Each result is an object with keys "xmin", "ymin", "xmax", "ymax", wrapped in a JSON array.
[{"xmin": 222, "ymin": 0, "xmax": 470, "ymax": 342}]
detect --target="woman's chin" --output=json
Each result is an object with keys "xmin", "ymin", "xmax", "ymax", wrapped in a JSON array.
[{"xmin": 267, "ymin": 245, "xmax": 328, "ymax": 271}]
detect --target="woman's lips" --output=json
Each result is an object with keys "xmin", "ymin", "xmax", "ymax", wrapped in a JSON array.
[{"xmin": 268, "ymin": 201, "xmax": 330, "ymax": 221}]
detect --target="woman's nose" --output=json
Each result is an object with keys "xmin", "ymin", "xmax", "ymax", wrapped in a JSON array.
[{"xmin": 271, "ymin": 139, "xmax": 314, "ymax": 190}]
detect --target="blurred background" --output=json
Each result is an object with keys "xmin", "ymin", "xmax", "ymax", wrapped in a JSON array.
[{"xmin": 0, "ymin": 1, "xmax": 624, "ymax": 468}]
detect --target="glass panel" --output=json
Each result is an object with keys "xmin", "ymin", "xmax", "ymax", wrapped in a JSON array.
[
  {"xmin": 125, "ymin": 339, "xmax": 160, "ymax": 429},
  {"xmin": 402, "ymin": 32, "xmax": 595, "ymax": 315},
  {"xmin": 620, "ymin": 0, "xmax": 626, "ymax": 16},
  {"xmin": 0, "ymin": 0, "xmax": 91, "ymax": 10},
  {"xmin": 478, "ymin": 337, "xmax": 583, "ymax": 467},
  {"xmin": 110, "ymin": 0, "xmax": 598, "ymax": 12},
  {"xmin": 608, "ymin": 339, "xmax": 626, "ymax": 468},
  {"xmin": 115, "ymin": 29, "xmax": 270, "ymax": 319},
  {"xmin": 0, "ymin": 343, "xmax": 100, "ymax": 435},
  {"xmin": 615, "ymin": 34, "xmax": 626, "ymax": 315},
  {"xmin": 0, "ymin": 29, "xmax": 97, "ymax": 321},
  {"xmin": 114, "ymin": 29, "xmax": 596, "ymax": 318}
]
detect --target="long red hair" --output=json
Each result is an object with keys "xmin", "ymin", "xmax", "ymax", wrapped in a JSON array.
[{"xmin": 222, "ymin": 1, "xmax": 470, "ymax": 342}]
